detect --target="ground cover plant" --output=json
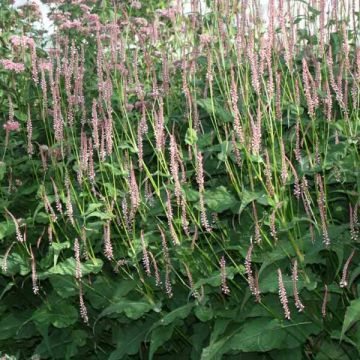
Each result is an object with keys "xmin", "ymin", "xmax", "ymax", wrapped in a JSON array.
[{"xmin": 0, "ymin": 0, "xmax": 360, "ymax": 358}]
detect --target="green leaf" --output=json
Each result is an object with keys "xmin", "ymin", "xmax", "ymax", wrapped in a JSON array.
[
  {"xmin": 0, "ymin": 220, "xmax": 15, "ymax": 240},
  {"xmin": 1, "ymin": 252, "xmax": 30, "ymax": 276},
  {"xmin": 197, "ymin": 98, "xmax": 232, "ymax": 123},
  {"xmin": 33, "ymin": 303, "xmax": 79, "ymax": 328},
  {"xmin": 35, "ymin": 329, "xmax": 86, "ymax": 359},
  {"xmin": 0, "ymin": 161, "xmax": 6, "ymax": 181},
  {"xmin": 259, "ymin": 267, "xmax": 317, "ymax": 294},
  {"xmin": 341, "ymin": 299, "xmax": 360, "ymax": 339},
  {"xmin": 227, "ymin": 318, "xmax": 287, "ymax": 352},
  {"xmin": 14, "ymin": 110, "xmax": 27, "ymax": 121},
  {"xmin": 238, "ymin": 189, "xmax": 271, "ymax": 215},
  {"xmin": 155, "ymin": 304, "xmax": 193, "ymax": 327},
  {"xmin": 0, "ymin": 313, "xmax": 28, "ymax": 340},
  {"xmin": 99, "ymin": 298, "xmax": 154, "ymax": 320},
  {"xmin": 205, "ymin": 186, "xmax": 237, "ymax": 213},
  {"xmin": 149, "ymin": 322, "xmax": 178, "ymax": 360},
  {"xmin": 49, "ymin": 275, "xmax": 78, "ymax": 299},
  {"xmin": 195, "ymin": 305, "xmax": 213, "ymax": 321},
  {"xmin": 185, "ymin": 127, "xmax": 198, "ymax": 146},
  {"xmin": 39, "ymin": 258, "xmax": 103, "ymax": 279},
  {"xmin": 194, "ymin": 266, "xmax": 237, "ymax": 288},
  {"xmin": 109, "ymin": 318, "xmax": 155, "ymax": 359}
]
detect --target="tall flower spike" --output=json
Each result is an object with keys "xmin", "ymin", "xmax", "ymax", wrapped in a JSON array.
[
  {"xmin": 199, "ymin": 193, "xmax": 212, "ymax": 232},
  {"xmin": 349, "ymin": 203, "xmax": 359, "ymax": 242},
  {"xmin": 230, "ymin": 66, "xmax": 244, "ymax": 144},
  {"xmin": 5, "ymin": 208, "xmax": 24, "ymax": 243},
  {"xmin": 245, "ymin": 241, "xmax": 255, "ymax": 294},
  {"xmin": 148, "ymin": 251, "xmax": 162, "ymax": 287},
  {"xmin": 169, "ymin": 134, "xmax": 182, "ymax": 205},
  {"xmin": 247, "ymin": 34, "xmax": 261, "ymax": 95},
  {"xmin": 278, "ymin": 268, "xmax": 291, "ymax": 320},
  {"xmin": 165, "ymin": 187, "xmax": 180, "ymax": 246},
  {"xmin": 316, "ymin": 174, "xmax": 330, "ymax": 246},
  {"xmin": 2, "ymin": 242, "xmax": 14, "ymax": 273},
  {"xmin": 196, "ymin": 152, "xmax": 212, "ymax": 232},
  {"xmin": 264, "ymin": 150, "xmax": 274, "ymax": 197},
  {"xmin": 270, "ymin": 210, "xmax": 278, "ymax": 242},
  {"xmin": 280, "ymin": 140, "xmax": 288, "ymax": 185},
  {"xmin": 159, "ymin": 226, "xmax": 170, "ymax": 266},
  {"xmin": 140, "ymin": 230, "xmax": 151, "ymax": 276},
  {"xmin": 27, "ymin": 107, "xmax": 33, "ymax": 156},
  {"xmin": 79, "ymin": 282, "xmax": 89, "ymax": 324},
  {"xmin": 181, "ymin": 195, "xmax": 190, "ymax": 236},
  {"xmin": 103, "ymin": 221, "xmax": 114, "ymax": 260},
  {"xmin": 292, "ymin": 260, "xmax": 305, "ymax": 312},
  {"xmin": 50, "ymin": 177, "xmax": 63, "ymax": 214},
  {"xmin": 30, "ymin": 247, "xmax": 39, "ymax": 295},
  {"xmin": 74, "ymin": 238, "xmax": 82, "ymax": 280},
  {"xmin": 129, "ymin": 162, "xmax": 140, "ymax": 220},
  {"xmin": 165, "ymin": 265, "xmax": 173, "ymax": 298},
  {"xmin": 302, "ymin": 58, "xmax": 315, "ymax": 118},
  {"xmin": 322, "ymin": 284, "xmax": 328, "ymax": 318},
  {"xmin": 183, "ymin": 262, "xmax": 198, "ymax": 298},
  {"xmin": 196, "ymin": 151, "xmax": 205, "ymax": 191},
  {"xmin": 65, "ymin": 177, "xmax": 75, "ymax": 226},
  {"xmin": 220, "ymin": 256, "xmax": 230, "ymax": 295},
  {"xmin": 340, "ymin": 249, "xmax": 356, "ymax": 288}
]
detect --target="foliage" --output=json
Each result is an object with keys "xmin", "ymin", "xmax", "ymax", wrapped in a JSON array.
[{"xmin": 0, "ymin": 0, "xmax": 360, "ymax": 358}]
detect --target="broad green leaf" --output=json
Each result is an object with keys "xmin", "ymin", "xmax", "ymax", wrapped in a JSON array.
[
  {"xmin": 228, "ymin": 318, "xmax": 287, "ymax": 352},
  {"xmin": 109, "ymin": 318, "xmax": 155, "ymax": 359},
  {"xmin": 149, "ymin": 322, "xmax": 178, "ymax": 360},
  {"xmin": 238, "ymin": 189, "xmax": 271, "ymax": 215},
  {"xmin": 0, "ymin": 161, "xmax": 6, "ymax": 181},
  {"xmin": 0, "ymin": 252, "xmax": 30, "ymax": 276},
  {"xmin": 341, "ymin": 299, "xmax": 360, "ymax": 339},
  {"xmin": 194, "ymin": 266, "xmax": 237, "ymax": 288},
  {"xmin": 191, "ymin": 323, "xmax": 211, "ymax": 360},
  {"xmin": 197, "ymin": 98, "xmax": 232, "ymax": 123},
  {"xmin": 0, "ymin": 220, "xmax": 15, "ymax": 240},
  {"xmin": 35, "ymin": 329, "xmax": 86, "ymax": 359},
  {"xmin": 33, "ymin": 303, "xmax": 78, "ymax": 328},
  {"xmin": 185, "ymin": 127, "xmax": 198, "ymax": 146},
  {"xmin": 87, "ymin": 277, "xmax": 137, "ymax": 309},
  {"xmin": 155, "ymin": 303, "xmax": 193, "ymax": 327},
  {"xmin": 99, "ymin": 298, "xmax": 154, "ymax": 319},
  {"xmin": 49, "ymin": 275, "xmax": 78, "ymax": 299},
  {"xmin": 195, "ymin": 305, "xmax": 213, "ymax": 321},
  {"xmin": 259, "ymin": 268, "xmax": 317, "ymax": 294},
  {"xmin": 39, "ymin": 258, "xmax": 103, "ymax": 279},
  {"xmin": 205, "ymin": 186, "xmax": 237, "ymax": 213},
  {"xmin": 0, "ymin": 313, "xmax": 28, "ymax": 340}
]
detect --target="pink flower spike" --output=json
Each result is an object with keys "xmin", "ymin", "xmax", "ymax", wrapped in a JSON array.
[
  {"xmin": 3, "ymin": 121, "xmax": 20, "ymax": 132},
  {"xmin": 0, "ymin": 59, "xmax": 25, "ymax": 73}
]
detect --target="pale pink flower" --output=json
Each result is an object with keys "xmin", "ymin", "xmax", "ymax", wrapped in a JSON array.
[
  {"xmin": 148, "ymin": 251, "xmax": 161, "ymax": 287},
  {"xmin": 74, "ymin": 238, "xmax": 82, "ymax": 280},
  {"xmin": 220, "ymin": 256, "xmax": 230, "ymax": 295},
  {"xmin": 140, "ymin": 230, "xmax": 151, "ymax": 276},
  {"xmin": 30, "ymin": 247, "xmax": 39, "ymax": 295},
  {"xmin": 340, "ymin": 249, "xmax": 356, "ymax": 288},
  {"xmin": 130, "ymin": 1, "xmax": 142, "ymax": 9},
  {"xmin": 0, "ymin": 59, "xmax": 25, "ymax": 73},
  {"xmin": 292, "ymin": 260, "xmax": 304, "ymax": 312},
  {"xmin": 103, "ymin": 221, "xmax": 113, "ymax": 260},
  {"xmin": 3, "ymin": 121, "xmax": 20, "ymax": 132},
  {"xmin": 79, "ymin": 283, "xmax": 89, "ymax": 324},
  {"xmin": 278, "ymin": 268, "xmax": 291, "ymax": 319}
]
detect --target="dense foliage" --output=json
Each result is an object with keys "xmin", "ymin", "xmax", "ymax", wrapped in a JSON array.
[{"xmin": 1, "ymin": 0, "xmax": 360, "ymax": 358}]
